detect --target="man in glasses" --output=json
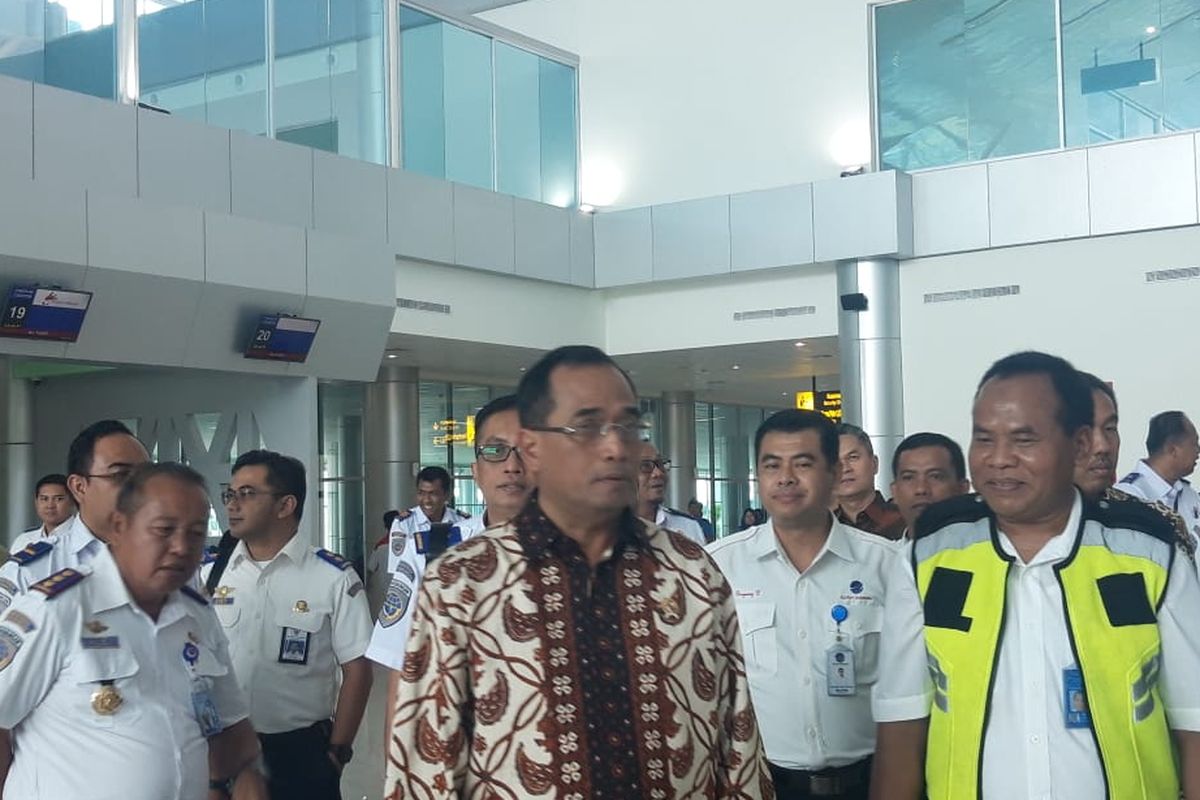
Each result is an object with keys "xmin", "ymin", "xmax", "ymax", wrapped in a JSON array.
[
  {"xmin": 209, "ymin": 450, "xmax": 373, "ymax": 800},
  {"xmin": 634, "ymin": 441, "xmax": 706, "ymax": 545},
  {"xmin": 459, "ymin": 394, "xmax": 532, "ymax": 537},
  {"xmin": 386, "ymin": 345, "xmax": 772, "ymax": 799}
]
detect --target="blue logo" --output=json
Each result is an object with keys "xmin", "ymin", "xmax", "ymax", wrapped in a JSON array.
[{"xmin": 850, "ymin": 580, "xmax": 864, "ymax": 594}]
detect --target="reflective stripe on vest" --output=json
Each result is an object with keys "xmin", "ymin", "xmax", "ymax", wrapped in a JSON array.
[{"xmin": 914, "ymin": 516, "xmax": 1176, "ymax": 800}]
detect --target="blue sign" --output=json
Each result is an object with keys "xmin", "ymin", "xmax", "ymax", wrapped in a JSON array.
[
  {"xmin": 244, "ymin": 314, "xmax": 320, "ymax": 363},
  {"xmin": 0, "ymin": 287, "xmax": 92, "ymax": 342}
]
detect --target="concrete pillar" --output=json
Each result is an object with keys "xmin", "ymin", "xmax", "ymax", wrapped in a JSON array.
[
  {"xmin": 0, "ymin": 358, "xmax": 34, "ymax": 545},
  {"xmin": 661, "ymin": 391, "xmax": 696, "ymax": 512},
  {"xmin": 837, "ymin": 258, "xmax": 904, "ymax": 488},
  {"xmin": 363, "ymin": 364, "xmax": 420, "ymax": 554}
]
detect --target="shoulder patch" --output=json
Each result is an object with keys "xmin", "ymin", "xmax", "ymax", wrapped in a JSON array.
[
  {"xmin": 913, "ymin": 493, "xmax": 991, "ymax": 540},
  {"xmin": 1088, "ymin": 493, "xmax": 1179, "ymax": 546},
  {"xmin": 180, "ymin": 585, "xmax": 209, "ymax": 605},
  {"xmin": 9, "ymin": 540, "xmax": 53, "ymax": 566},
  {"xmin": 29, "ymin": 568, "xmax": 86, "ymax": 598},
  {"xmin": 315, "ymin": 548, "xmax": 353, "ymax": 571},
  {"xmin": 1118, "ymin": 472, "xmax": 1140, "ymax": 485},
  {"xmin": 201, "ymin": 550, "xmax": 217, "ymax": 565}
]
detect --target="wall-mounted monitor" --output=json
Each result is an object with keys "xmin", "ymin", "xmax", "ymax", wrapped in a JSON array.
[
  {"xmin": 244, "ymin": 314, "xmax": 321, "ymax": 363},
  {"xmin": 0, "ymin": 286, "xmax": 93, "ymax": 342}
]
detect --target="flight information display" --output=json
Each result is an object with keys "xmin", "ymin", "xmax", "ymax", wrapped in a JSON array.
[
  {"xmin": 0, "ymin": 286, "xmax": 93, "ymax": 342},
  {"xmin": 244, "ymin": 314, "xmax": 321, "ymax": 363}
]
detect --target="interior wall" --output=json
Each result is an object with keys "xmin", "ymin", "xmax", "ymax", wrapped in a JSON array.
[
  {"xmin": 480, "ymin": 0, "xmax": 873, "ymax": 208},
  {"xmin": 32, "ymin": 368, "xmax": 321, "ymax": 543},
  {"xmin": 900, "ymin": 225, "xmax": 1200, "ymax": 480}
]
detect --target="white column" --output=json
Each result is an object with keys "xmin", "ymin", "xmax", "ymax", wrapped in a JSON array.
[
  {"xmin": 661, "ymin": 391, "xmax": 696, "ymax": 512},
  {"xmin": 0, "ymin": 358, "xmax": 34, "ymax": 545},
  {"xmin": 363, "ymin": 364, "xmax": 419, "ymax": 550}
]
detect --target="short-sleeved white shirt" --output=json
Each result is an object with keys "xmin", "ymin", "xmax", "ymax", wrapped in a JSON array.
[
  {"xmin": 0, "ymin": 515, "xmax": 103, "ymax": 608},
  {"xmin": 873, "ymin": 493, "xmax": 1200, "ymax": 799},
  {"xmin": 207, "ymin": 532, "xmax": 372, "ymax": 734},
  {"xmin": 9, "ymin": 518, "xmax": 72, "ymax": 554},
  {"xmin": 657, "ymin": 507, "xmax": 707, "ymax": 546},
  {"xmin": 365, "ymin": 505, "xmax": 471, "ymax": 669},
  {"xmin": 0, "ymin": 547, "xmax": 248, "ymax": 800},
  {"xmin": 707, "ymin": 516, "xmax": 902, "ymax": 769}
]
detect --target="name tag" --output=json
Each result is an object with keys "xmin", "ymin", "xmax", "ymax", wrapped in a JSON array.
[
  {"xmin": 1063, "ymin": 667, "xmax": 1091, "ymax": 728},
  {"xmin": 81, "ymin": 636, "xmax": 120, "ymax": 649},
  {"xmin": 278, "ymin": 627, "xmax": 310, "ymax": 665},
  {"xmin": 827, "ymin": 643, "xmax": 856, "ymax": 696},
  {"xmin": 190, "ymin": 677, "xmax": 223, "ymax": 736}
]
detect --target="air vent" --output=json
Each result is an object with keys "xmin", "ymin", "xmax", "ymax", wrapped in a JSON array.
[
  {"xmin": 733, "ymin": 305, "xmax": 816, "ymax": 322},
  {"xmin": 1146, "ymin": 267, "xmax": 1200, "ymax": 283},
  {"xmin": 396, "ymin": 297, "xmax": 451, "ymax": 315},
  {"xmin": 924, "ymin": 285, "xmax": 1020, "ymax": 304}
]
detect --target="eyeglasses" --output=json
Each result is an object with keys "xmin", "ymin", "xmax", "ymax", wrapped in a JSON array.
[
  {"xmin": 220, "ymin": 486, "xmax": 286, "ymax": 505},
  {"xmin": 526, "ymin": 420, "xmax": 649, "ymax": 444},
  {"xmin": 81, "ymin": 469, "xmax": 134, "ymax": 484},
  {"xmin": 638, "ymin": 458, "xmax": 672, "ymax": 475},
  {"xmin": 475, "ymin": 443, "xmax": 520, "ymax": 463}
]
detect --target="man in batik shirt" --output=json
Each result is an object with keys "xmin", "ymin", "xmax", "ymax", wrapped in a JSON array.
[{"xmin": 386, "ymin": 345, "xmax": 773, "ymax": 800}]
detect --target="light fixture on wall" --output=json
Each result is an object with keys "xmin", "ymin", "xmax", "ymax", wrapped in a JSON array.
[
  {"xmin": 829, "ymin": 119, "xmax": 872, "ymax": 177},
  {"xmin": 578, "ymin": 204, "xmax": 596, "ymax": 214},
  {"xmin": 581, "ymin": 156, "xmax": 624, "ymax": 208},
  {"xmin": 1145, "ymin": 25, "xmax": 1157, "ymax": 33},
  {"xmin": 794, "ymin": 341, "xmax": 807, "ymax": 348}
]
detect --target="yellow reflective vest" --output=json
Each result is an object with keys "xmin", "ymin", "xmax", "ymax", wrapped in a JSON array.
[{"xmin": 912, "ymin": 493, "xmax": 1181, "ymax": 800}]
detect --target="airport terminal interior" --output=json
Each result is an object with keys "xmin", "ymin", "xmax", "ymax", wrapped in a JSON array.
[{"xmin": 1, "ymin": 0, "xmax": 1200, "ymax": 796}]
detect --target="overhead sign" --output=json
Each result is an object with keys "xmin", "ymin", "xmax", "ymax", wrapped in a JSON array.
[
  {"xmin": 0, "ymin": 286, "xmax": 93, "ymax": 342},
  {"xmin": 432, "ymin": 415, "xmax": 476, "ymax": 447},
  {"xmin": 796, "ymin": 390, "xmax": 843, "ymax": 421},
  {"xmin": 244, "ymin": 314, "xmax": 321, "ymax": 363}
]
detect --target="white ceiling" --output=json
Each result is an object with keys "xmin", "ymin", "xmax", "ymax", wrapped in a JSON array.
[
  {"xmin": 420, "ymin": 0, "xmax": 528, "ymax": 15},
  {"xmin": 384, "ymin": 333, "xmax": 841, "ymax": 408}
]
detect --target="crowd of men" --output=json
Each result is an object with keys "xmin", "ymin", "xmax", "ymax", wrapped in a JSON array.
[{"xmin": 2, "ymin": 344, "xmax": 1200, "ymax": 800}]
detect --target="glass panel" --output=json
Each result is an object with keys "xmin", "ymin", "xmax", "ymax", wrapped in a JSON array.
[
  {"xmin": 400, "ymin": 6, "xmax": 445, "ymax": 178},
  {"xmin": 695, "ymin": 402, "xmax": 712, "ymax": 479},
  {"xmin": 442, "ymin": 22, "xmax": 492, "ymax": 188},
  {"xmin": 875, "ymin": 0, "xmax": 1058, "ymax": 170},
  {"xmin": 274, "ymin": 0, "xmax": 386, "ymax": 163},
  {"xmin": 495, "ymin": 42, "xmax": 541, "ymax": 201},
  {"xmin": 418, "ymin": 380, "xmax": 450, "ymax": 471},
  {"xmin": 138, "ymin": 0, "xmax": 267, "ymax": 134},
  {"xmin": 538, "ymin": 56, "xmax": 577, "ymax": 207},
  {"xmin": 0, "ymin": 0, "xmax": 115, "ymax": 98}
]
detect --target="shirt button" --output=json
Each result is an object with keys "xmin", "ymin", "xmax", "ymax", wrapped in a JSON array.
[
  {"xmin": 1031, "ymin": 735, "xmax": 1041, "ymax": 744},
  {"xmin": 799, "ymin": 630, "xmax": 807, "ymax": 640}
]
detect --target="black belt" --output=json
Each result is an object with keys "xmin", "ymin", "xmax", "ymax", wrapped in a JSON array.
[{"xmin": 769, "ymin": 756, "xmax": 871, "ymax": 797}]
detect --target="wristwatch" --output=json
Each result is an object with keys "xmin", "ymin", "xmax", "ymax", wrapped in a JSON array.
[{"xmin": 329, "ymin": 743, "xmax": 354, "ymax": 766}]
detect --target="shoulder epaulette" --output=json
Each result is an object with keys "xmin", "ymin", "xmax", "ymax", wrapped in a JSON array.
[
  {"xmin": 912, "ymin": 493, "xmax": 991, "ymax": 540},
  {"xmin": 665, "ymin": 507, "xmax": 688, "ymax": 518},
  {"xmin": 1087, "ymin": 492, "xmax": 1178, "ymax": 546},
  {"xmin": 315, "ymin": 548, "xmax": 353, "ymax": 571},
  {"xmin": 201, "ymin": 550, "xmax": 217, "ymax": 565},
  {"xmin": 457, "ymin": 510, "xmax": 472, "ymax": 519},
  {"xmin": 1118, "ymin": 472, "xmax": 1140, "ymax": 484},
  {"xmin": 9, "ymin": 540, "xmax": 53, "ymax": 566},
  {"xmin": 180, "ymin": 585, "xmax": 209, "ymax": 605},
  {"xmin": 29, "ymin": 568, "xmax": 86, "ymax": 598}
]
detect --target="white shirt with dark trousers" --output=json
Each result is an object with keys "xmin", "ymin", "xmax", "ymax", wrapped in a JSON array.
[
  {"xmin": 0, "ymin": 547, "xmax": 247, "ymax": 800},
  {"xmin": 707, "ymin": 516, "xmax": 902, "ymax": 783},
  {"xmin": 872, "ymin": 493, "xmax": 1200, "ymax": 799}
]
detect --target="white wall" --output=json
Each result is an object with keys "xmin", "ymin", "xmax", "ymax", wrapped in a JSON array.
[
  {"xmin": 32, "ymin": 369, "xmax": 320, "ymax": 543},
  {"xmin": 900, "ymin": 225, "xmax": 1200, "ymax": 479},
  {"xmin": 480, "ymin": 0, "xmax": 873, "ymax": 209}
]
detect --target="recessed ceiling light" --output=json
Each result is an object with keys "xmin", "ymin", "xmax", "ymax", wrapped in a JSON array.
[
  {"xmin": 1145, "ymin": 25, "xmax": 1157, "ymax": 33},
  {"xmin": 794, "ymin": 341, "xmax": 806, "ymax": 348},
  {"xmin": 731, "ymin": 364, "xmax": 741, "ymax": 370},
  {"xmin": 386, "ymin": 353, "xmax": 398, "ymax": 359},
  {"xmin": 519, "ymin": 367, "xmax": 527, "ymax": 372}
]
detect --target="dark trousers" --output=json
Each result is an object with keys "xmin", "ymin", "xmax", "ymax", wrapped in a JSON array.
[
  {"xmin": 768, "ymin": 758, "xmax": 871, "ymax": 800},
  {"xmin": 259, "ymin": 721, "xmax": 342, "ymax": 800}
]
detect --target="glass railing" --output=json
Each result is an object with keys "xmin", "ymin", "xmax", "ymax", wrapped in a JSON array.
[{"xmin": 873, "ymin": 0, "xmax": 1200, "ymax": 171}]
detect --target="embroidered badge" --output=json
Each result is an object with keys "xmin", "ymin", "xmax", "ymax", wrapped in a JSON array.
[
  {"xmin": 0, "ymin": 627, "xmax": 23, "ymax": 671},
  {"xmin": 213, "ymin": 586, "xmax": 235, "ymax": 606},
  {"xmin": 396, "ymin": 561, "xmax": 416, "ymax": 581},
  {"xmin": 30, "ymin": 568, "xmax": 86, "ymax": 598},
  {"xmin": 380, "ymin": 578, "xmax": 412, "ymax": 628},
  {"xmin": 3, "ymin": 610, "xmax": 35, "ymax": 633},
  {"xmin": 81, "ymin": 635, "xmax": 120, "ymax": 649},
  {"xmin": 391, "ymin": 531, "xmax": 407, "ymax": 557},
  {"xmin": 316, "ymin": 549, "xmax": 353, "ymax": 570},
  {"xmin": 9, "ymin": 541, "xmax": 52, "ymax": 566},
  {"xmin": 348, "ymin": 581, "xmax": 364, "ymax": 598}
]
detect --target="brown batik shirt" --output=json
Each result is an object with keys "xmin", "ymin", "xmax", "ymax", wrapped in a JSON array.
[
  {"xmin": 386, "ymin": 499, "xmax": 774, "ymax": 800},
  {"xmin": 835, "ymin": 490, "xmax": 906, "ymax": 541}
]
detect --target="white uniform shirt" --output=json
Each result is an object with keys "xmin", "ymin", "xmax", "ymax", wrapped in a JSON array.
[
  {"xmin": 9, "ymin": 518, "xmax": 72, "ymax": 553},
  {"xmin": 207, "ymin": 533, "xmax": 372, "ymax": 734},
  {"xmin": 656, "ymin": 506, "xmax": 707, "ymax": 546},
  {"xmin": 873, "ymin": 493, "xmax": 1200, "ymax": 799},
  {"xmin": 1118, "ymin": 460, "xmax": 1200, "ymax": 553},
  {"xmin": 365, "ymin": 505, "xmax": 470, "ymax": 669},
  {"xmin": 0, "ymin": 515, "xmax": 103, "ymax": 609},
  {"xmin": 707, "ymin": 516, "xmax": 902, "ymax": 769},
  {"xmin": 0, "ymin": 548, "xmax": 248, "ymax": 800}
]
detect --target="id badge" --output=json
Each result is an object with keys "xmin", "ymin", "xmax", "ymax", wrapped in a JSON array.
[
  {"xmin": 191, "ymin": 677, "xmax": 223, "ymax": 736},
  {"xmin": 278, "ymin": 627, "xmax": 311, "ymax": 664},
  {"xmin": 1063, "ymin": 667, "xmax": 1091, "ymax": 728},
  {"xmin": 827, "ymin": 642, "xmax": 856, "ymax": 696}
]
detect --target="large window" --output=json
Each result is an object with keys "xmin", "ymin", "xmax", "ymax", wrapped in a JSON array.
[
  {"xmin": 694, "ymin": 403, "xmax": 775, "ymax": 539},
  {"xmin": 418, "ymin": 380, "xmax": 512, "ymax": 519},
  {"xmin": 400, "ymin": 3, "xmax": 578, "ymax": 206},
  {"xmin": 318, "ymin": 382, "xmax": 365, "ymax": 563},
  {"xmin": 0, "ymin": 0, "xmax": 117, "ymax": 98},
  {"xmin": 873, "ymin": 0, "xmax": 1200, "ymax": 169}
]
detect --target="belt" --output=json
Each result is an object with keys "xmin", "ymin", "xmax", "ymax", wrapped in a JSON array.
[{"xmin": 769, "ymin": 756, "xmax": 871, "ymax": 797}]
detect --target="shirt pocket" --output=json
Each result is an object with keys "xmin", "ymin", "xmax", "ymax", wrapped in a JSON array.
[
  {"xmin": 71, "ymin": 649, "xmax": 143, "ymax": 729},
  {"xmin": 735, "ymin": 601, "xmax": 778, "ymax": 677},
  {"xmin": 213, "ymin": 601, "xmax": 241, "ymax": 629},
  {"xmin": 824, "ymin": 605, "xmax": 884, "ymax": 685},
  {"xmin": 273, "ymin": 604, "xmax": 330, "ymax": 665}
]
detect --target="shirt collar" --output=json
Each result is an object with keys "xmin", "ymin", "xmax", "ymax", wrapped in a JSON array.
[
  {"xmin": 229, "ymin": 530, "xmax": 307, "ymax": 568},
  {"xmin": 88, "ymin": 546, "xmax": 133, "ymax": 614},
  {"xmin": 749, "ymin": 513, "xmax": 853, "ymax": 564},
  {"xmin": 1135, "ymin": 460, "xmax": 1175, "ymax": 502},
  {"xmin": 64, "ymin": 515, "xmax": 103, "ymax": 556},
  {"xmin": 513, "ymin": 493, "xmax": 650, "ymax": 564},
  {"xmin": 996, "ymin": 490, "xmax": 1084, "ymax": 566}
]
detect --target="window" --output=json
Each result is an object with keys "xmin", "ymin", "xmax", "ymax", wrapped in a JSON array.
[{"xmin": 0, "ymin": 0, "xmax": 117, "ymax": 98}]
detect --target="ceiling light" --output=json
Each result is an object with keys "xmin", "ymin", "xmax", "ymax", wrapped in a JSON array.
[
  {"xmin": 1145, "ymin": 25, "xmax": 1157, "ymax": 33},
  {"xmin": 519, "ymin": 367, "xmax": 527, "ymax": 372},
  {"xmin": 794, "ymin": 341, "xmax": 807, "ymax": 348},
  {"xmin": 386, "ymin": 353, "xmax": 398, "ymax": 359},
  {"xmin": 731, "ymin": 364, "xmax": 741, "ymax": 370},
  {"xmin": 578, "ymin": 203, "xmax": 596, "ymax": 214}
]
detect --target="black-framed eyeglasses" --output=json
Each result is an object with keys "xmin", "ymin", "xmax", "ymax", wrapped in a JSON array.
[
  {"xmin": 81, "ymin": 469, "xmax": 135, "ymax": 484},
  {"xmin": 638, "ymin": 458, "xmax": 671, "ymax": 475},
  {"xmin": 220, "ymin": 486, "xmax": 287, "ymax": 505},
  {"xmin": 475, "ymin": 443, "xmax": 520, "ymax": 463},
  {"xmin": 526, "ymin": 420, "xmax": 650, "ymax": 444}
]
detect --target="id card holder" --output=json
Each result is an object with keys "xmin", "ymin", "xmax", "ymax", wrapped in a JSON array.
[
  {"xmin": 1063, "ymin": 667, "xmax": 1091, "ymax": 729},
  {"xmin": 827, "ymin": 642, "xmax": 857, "ymax": 696},
  {"xmin": 190, "ymin": 676, "xmax": 223, "ymax": 736}
]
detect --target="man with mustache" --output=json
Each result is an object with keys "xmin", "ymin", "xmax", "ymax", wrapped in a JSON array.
[
  {"xmin": 1072, "ymin": 372, "xmax": 1119, "ymax": 501},
  {"xmin": 634, "ymin": 441, "xmax": 706, "ymax": 545}
]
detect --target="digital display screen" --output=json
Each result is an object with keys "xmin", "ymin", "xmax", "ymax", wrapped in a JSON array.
[
  {"xmin": 244, "ymin": 314, "xmax": 321, "ymax": 363},
  {"xmin": 0, "ymin": 286, "xmax": 93, "ymax": 342}
]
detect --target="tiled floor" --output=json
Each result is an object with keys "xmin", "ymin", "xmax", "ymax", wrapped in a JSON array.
[{"xmin": 340, "ymin": 663, "xmax": 390, "ymax": 800}]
